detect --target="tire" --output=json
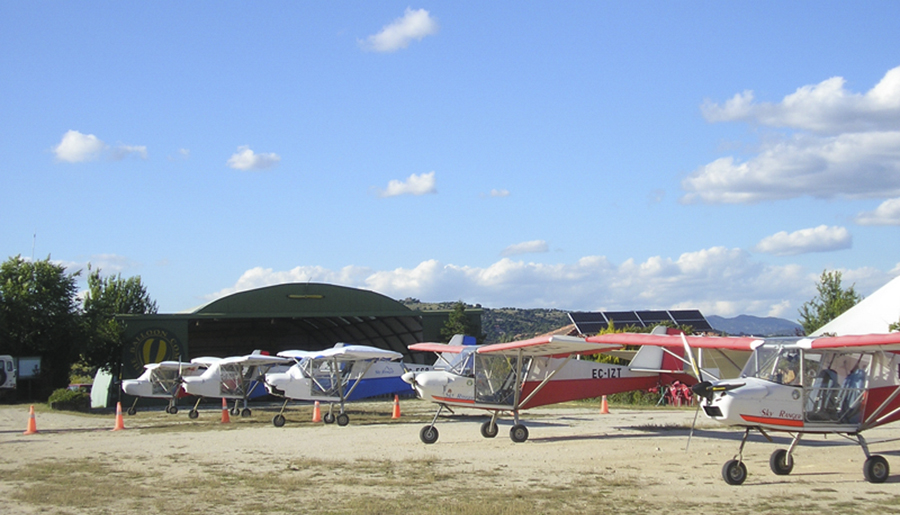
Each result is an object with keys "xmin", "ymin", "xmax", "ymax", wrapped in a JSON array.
[
  {"xmin": 509, "ymin": 424, "xmax": 529, "ymax": 443},
  {"xmin": 127, "ymin": 407, "xmax": 137, "ymax": 416},
  {"xmin": 336, "ymin": 413, "xmax": 350, "ymax": 426},
  {"xmin": 189, "ymin": 409, "xmax": 199, "ymax": 419},
  {"xmin": 420, "ymin": 425, "xmax": 439, "ymax": 444},
  {"xmin": 481, "ymin": 420, "xmax": 499, "ymax": 438},
  {"xmin": 864, "ymin": 455, "xmax": 889, "ymax": 483},
  {"xmin": 769, "ymin": 449, "xmax": 793, "ymax": 475},
  {"xmin": 241, "ymin": 408, "xmax": 251, "ymax": 418},
  {"xmin": 722, "ymin": 459, "xmax": 748, "ymax": 485},
  {"xmin": 168, "ymin": 406, "xmax": 178, "ymax": 415},
  {"xmin": 323, "ymin": 413, "xmax": 336, "ymax": 424},
  {"xmin": 273, "ymin": 414, "xmax": 286, "ymax": 427},
  {"xmin": 230, "ymin": 407, "xmax": 239, "ymax": 416}
]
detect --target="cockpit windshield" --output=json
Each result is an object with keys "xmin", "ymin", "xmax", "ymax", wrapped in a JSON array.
[
  {"xmin": 741, "ymin": 345, "xmax": 804, "ymax": 385},
  {"xmin": 444, "ymin": 348, "xmax": 477, "ymax": 377}
]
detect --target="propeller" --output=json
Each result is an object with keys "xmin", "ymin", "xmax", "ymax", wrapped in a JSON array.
[{"xmin": 680, "ymin": 333, "xmax": 704, "ymax": 452}]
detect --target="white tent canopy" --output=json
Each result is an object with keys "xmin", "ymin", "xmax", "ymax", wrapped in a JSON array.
[{"xmin": 812, "ymin": 275, "xmax": 900, "ymax": 337}]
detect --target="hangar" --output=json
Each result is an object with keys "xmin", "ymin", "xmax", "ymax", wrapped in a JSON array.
[{"xmin": 93, "ymin": 283, "xmax": 480, "ymax": 408}]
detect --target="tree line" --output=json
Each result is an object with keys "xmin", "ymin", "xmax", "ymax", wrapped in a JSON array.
[{"xmin": 0, "ymin": 256, "xmax": 156, "ymax": 399}]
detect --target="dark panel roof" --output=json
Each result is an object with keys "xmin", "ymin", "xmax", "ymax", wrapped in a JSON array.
[{"xmin": 568, "ymin": 309, "xmax": 714, "ymax": 335}]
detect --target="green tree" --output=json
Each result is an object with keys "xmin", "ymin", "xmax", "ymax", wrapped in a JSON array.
[
  {"xmin": 81, "ymin": 268, "xmax": 158, "ymax": 379},
  {"xmin": 889, "ymin": 319, "xmax": 900, "ymax": 332},
  {"xmin": 798, "ymin": 270, "xmax": 862, "ymax": 335},
  {"xmin": 0, "ymin": 255, "xmax": 85, "ymax": 396},
  {"xmin": 440, "ymin": 301, "xmax": 475, "ymax": 342}
]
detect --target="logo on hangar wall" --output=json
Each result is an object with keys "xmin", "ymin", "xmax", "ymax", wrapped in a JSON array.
[{"xmin": 127, "ymin": 328, "xmax": 185, "ymax": 371}]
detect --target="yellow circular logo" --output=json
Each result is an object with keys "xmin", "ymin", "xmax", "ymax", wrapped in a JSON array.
[{"xmin": 128, "ymin": 328, "xmax": 184, "ymax": 373}]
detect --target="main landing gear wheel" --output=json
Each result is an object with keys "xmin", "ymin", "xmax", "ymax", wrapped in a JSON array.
[
  {"xmin": 722, "ymin": 459, "xmax": 748, "ymax": 485},
  {"xmin": 127, "ymin": 407, "xmax": 137, "ymax": 416},
  {"xmin": 241, "ymin": 408, "xmax": 251, "ymax": 418},
  {"xmin": 769, "ymin": 449, "xmax": 794, "ymax": 475},
  {"xmin": 420, "ymin": 425, "xmax": 439, "ymax": 444},
  {"xmin": 273, "ymin": 414, "xmax": 286, "ymax": 427},
  {"xmin": 166, "ymin": 406, "xmax": 178, "ymax": 415},
  {"xmin": 336, "ymin": 413, "xmax": 350, "ymax": 426},
  {"xmin": 230, "ymin": 407, "xmax": 239, "ymax": 416},
  {"xmin": 480, "ymin": 421, "xmax": 499, "ymax": 438},
  {"xmin": 509, "ymin": 424, "xmax": 529, "ymax": 443},
  {"xmin": 188, "ymin": 409, "xmax": 199, "ymax": 419},
  {"xmin": 864, "ymin": 455, "xmax": 889, "ymax": 483},
  {"xmin": 323, "ymin": 413, "xmax": 336, "ymax": 424}
]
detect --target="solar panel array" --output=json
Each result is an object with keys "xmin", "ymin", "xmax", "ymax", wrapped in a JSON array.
[{"xmin": 568, "ymin": 309, "xmax": 714, "ymax": 335}]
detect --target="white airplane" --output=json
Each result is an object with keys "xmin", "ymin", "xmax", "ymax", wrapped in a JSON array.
[
  {"xmin": 587, "ymin": 330, "xmax": 900, "ymax": 484},
  {"xmin": 401, "ymin": 333, "xmax": 702, "ymax": 444},
  {"xmin": 264, "ymin": 344, "xmax": 426, "ymax": 427},
  {"xmin": 121, "ymin": 360, "xmax": 208, "ymax": 415},
  {"xmin": 180, "ymin": 352, "xmax": 292, "ymax": 418}
]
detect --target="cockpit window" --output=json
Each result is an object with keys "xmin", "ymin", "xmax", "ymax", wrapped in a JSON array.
[
  {"xmin": 742, "ymin": 346, "xmax": 802, "ymax": 385},
  {"xmin": 448, "ymin": 348, "xmax": 477, "ymax": 377}
]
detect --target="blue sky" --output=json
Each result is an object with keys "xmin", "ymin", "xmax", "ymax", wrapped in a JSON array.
[{"xmin": 3, "ymin": 2, "xmax": 900, "ymax": 320}]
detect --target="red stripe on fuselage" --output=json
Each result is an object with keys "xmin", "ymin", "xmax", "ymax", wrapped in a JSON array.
[
  {"xmin": 740, "ymin": 414, "xmax": 804, "ymax": 428},
  {"xmin": 433, "ymin": 395, "xmax": 476, "ymax": 405}
]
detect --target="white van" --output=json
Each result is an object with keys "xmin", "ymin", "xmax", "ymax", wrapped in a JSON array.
[{"xmin": 0, "ymin": 356, "xmax": 17, "ymax": 391}]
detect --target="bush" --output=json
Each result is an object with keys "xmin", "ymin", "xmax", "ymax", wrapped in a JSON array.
[{"xmin": 48, "ymin": 388, "xmax": 90, "ymax": 412}]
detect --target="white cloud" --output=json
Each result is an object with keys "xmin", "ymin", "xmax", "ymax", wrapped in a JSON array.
[
  {"xmin": 489, "ymin": 189, "xmax": 510, "ymax": 197},
  {"xmin": 111, "ymin": 144, "xmax": 148, "ymax": 160},
  {"xmin": 360, "ymin": 8, "xmax": 439, "ymax": 53},
  {"xmin": 53, "ymin": 130, "xmax": 106, "ymax": 162},
  {"xmin": 205, "ymin": 247, "xmax": 897, "ymax": 318},
  {"xmin": 702, "ymin": 66, "xmax": 900, "ymax": 134},
  {"xmin": 501, "ymin": 240, "xmax": 549, "ymax": 257},
  {"xmin": 687, "ymin": 66, "xmax": 900, "ymax": 204},
  {"xmin": 376, "ymin": 171, "xmax": 437, "ymax": 197},
  {"xmin": 681, "ymin": 131, "xmax": 900, "ymax": 203},
  {"xmin": 855, "ymin": 198, "xmax": 900, "ymax": 226},
  {"xmin": 754, "ymin": 225, "xmax": 852, "ymax": 256},
  {"xmin": 226, "ymin": 146, "xmax": 281, "ymax": 171}
]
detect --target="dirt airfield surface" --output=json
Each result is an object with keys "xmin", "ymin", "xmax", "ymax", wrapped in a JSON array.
[{"xmin": 2, "ymin": 400, "xmax": 900, "ymax": 514}]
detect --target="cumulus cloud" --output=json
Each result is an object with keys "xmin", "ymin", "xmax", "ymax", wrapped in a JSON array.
[
  {"xmin": 360, "ymin": 8, "xmax": 439, "ymax": 53},
  {"xmin": 53, "ymin": 130, "xmax": 150, "ymax": 163},
  {"xmin": 702, "ymin": 66, "xmax": 900, "ymax": 134},
  {"xmin": 205, "ymin": 247, "xmax": 895, "ymax": 318},
  {"xmin": 226, "ymin": 146, "xmax": 281, "ymax": 171},
  {"xmin": 53, "ymin": 130, "xmax": 107, "ymax": 162},
  {"xmin": 501, "ymin": 240, "xmax": 549, "ymax": 257},
  {"xmin": 754, "ymin": 225, "xmax": 852, "ymax": 256},
  {"xmin": 489, "ymin": 189, "xmax": 510, "ymax": 198},
  {"xmin": 376, "ymin": 171, "xmax": 437, "ymax": 197},
  {"xmin": 855, "ymin": 198, "xmax": 900, "ymax": 226},
  {"xmin": 682, "ymin": 131, "xmax": 900, "ymax": 203},
  {"xmin": 686, "ymin": 66, "xmax": 900, "ymax": 204}
]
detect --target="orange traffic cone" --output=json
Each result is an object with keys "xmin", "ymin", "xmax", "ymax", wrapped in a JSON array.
[
  {"xmin": 391, "ymin": 395, "xmax": 401, "ymax": 419},
  {"xmin": 112, "ymin": 402, "xmax": 125, "ymax": 431},
  {"xmin": 221, "ymin": 398, "xmax": 230, "ymax": 424},
  {"xmin": 23, "ymin": 405, "xmax": 38, "ymax": 435},
  {"xmin": 600, "ymin": 395, "xmax": 610, "ymax": 415},
  {"xmin": 312, "ymin": 401, "xmax": 322, "ymax": 423}
]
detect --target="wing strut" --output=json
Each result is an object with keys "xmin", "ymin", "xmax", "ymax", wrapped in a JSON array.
[{"xmin": 517, "ymin": 353, "xmax": 575, "ymax": 409}]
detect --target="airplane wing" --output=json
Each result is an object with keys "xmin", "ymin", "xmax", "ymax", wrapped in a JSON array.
[
  {"xmin": 800, "ymin": 332, "xmax": 900, "ymax": 351},
  {"xmin": 191, "ymin": 356, "xmax": 223, "ymax": 366},
  {"xmin": 408, "ymin": 343, "xmax": 469, "ymax": 354},
  {"xmin": 277, "ymin": 350, "xmax": 317, "ymax": 360},
  {"xmin": 146, "ymin": 361, "xmax": 202, "ymax": 372},
  {"xmin": 586, "ymin": 332, "xmax": 761, "ymax": 351},
  {"xmin": 312, "ymin": 345, "xmax": 403, "ymax": 361},
  {"xmin": 477, "ymin": 335, "xmax": 621, "ymax": 357}
]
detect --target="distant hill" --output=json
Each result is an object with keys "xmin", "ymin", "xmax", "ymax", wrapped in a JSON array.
[
  {"xmin": 400, "ymin": 299, "xmax": 803, "ymax": 341},
  {"xmin": 707, "ymin": 315, "xmax": 802, "ymax": 336}
]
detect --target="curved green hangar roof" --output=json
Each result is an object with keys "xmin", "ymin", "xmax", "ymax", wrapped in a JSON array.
[{"xmin": 117, "ymin": 283, "xmax": 471, "ymax": 373}]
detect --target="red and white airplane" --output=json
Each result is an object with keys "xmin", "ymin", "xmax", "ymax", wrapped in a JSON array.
[
  {"xmin": 587, "ymin": 330, "xmax": 900, "ymax": 484},
  {"xmin": 401, "ymin": 333, "xmax": 698, "ymax": 444}
]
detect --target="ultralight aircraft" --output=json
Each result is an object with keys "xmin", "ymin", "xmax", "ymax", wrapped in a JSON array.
[
  {"xmin": 121, "ymin": 360, "xmax": 209, "ymax": 415},
  {"xmin": 587, "ymin": 330, "xmax": 900, "ymax": 484},
  {"xmin": 402, "ymin": 333, "xmax": 703, "ymax": 444},
  {"xmin": 264, "ymin": 343, "xmax": 430, "ymax": 427}
]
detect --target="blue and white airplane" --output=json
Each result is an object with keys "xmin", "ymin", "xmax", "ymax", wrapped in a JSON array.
[{"xmin": 264, "ymin": 343, "xmax": 430, "ymax": 427}]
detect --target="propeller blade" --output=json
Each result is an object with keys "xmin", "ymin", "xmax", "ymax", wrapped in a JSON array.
[
  {"xmin": 680, "ymin": 333, "xmax": 702, "ymax": 381},
  {"xmin": 686, "ymin": 402, "xmax": 701, "ymax": 452}
]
